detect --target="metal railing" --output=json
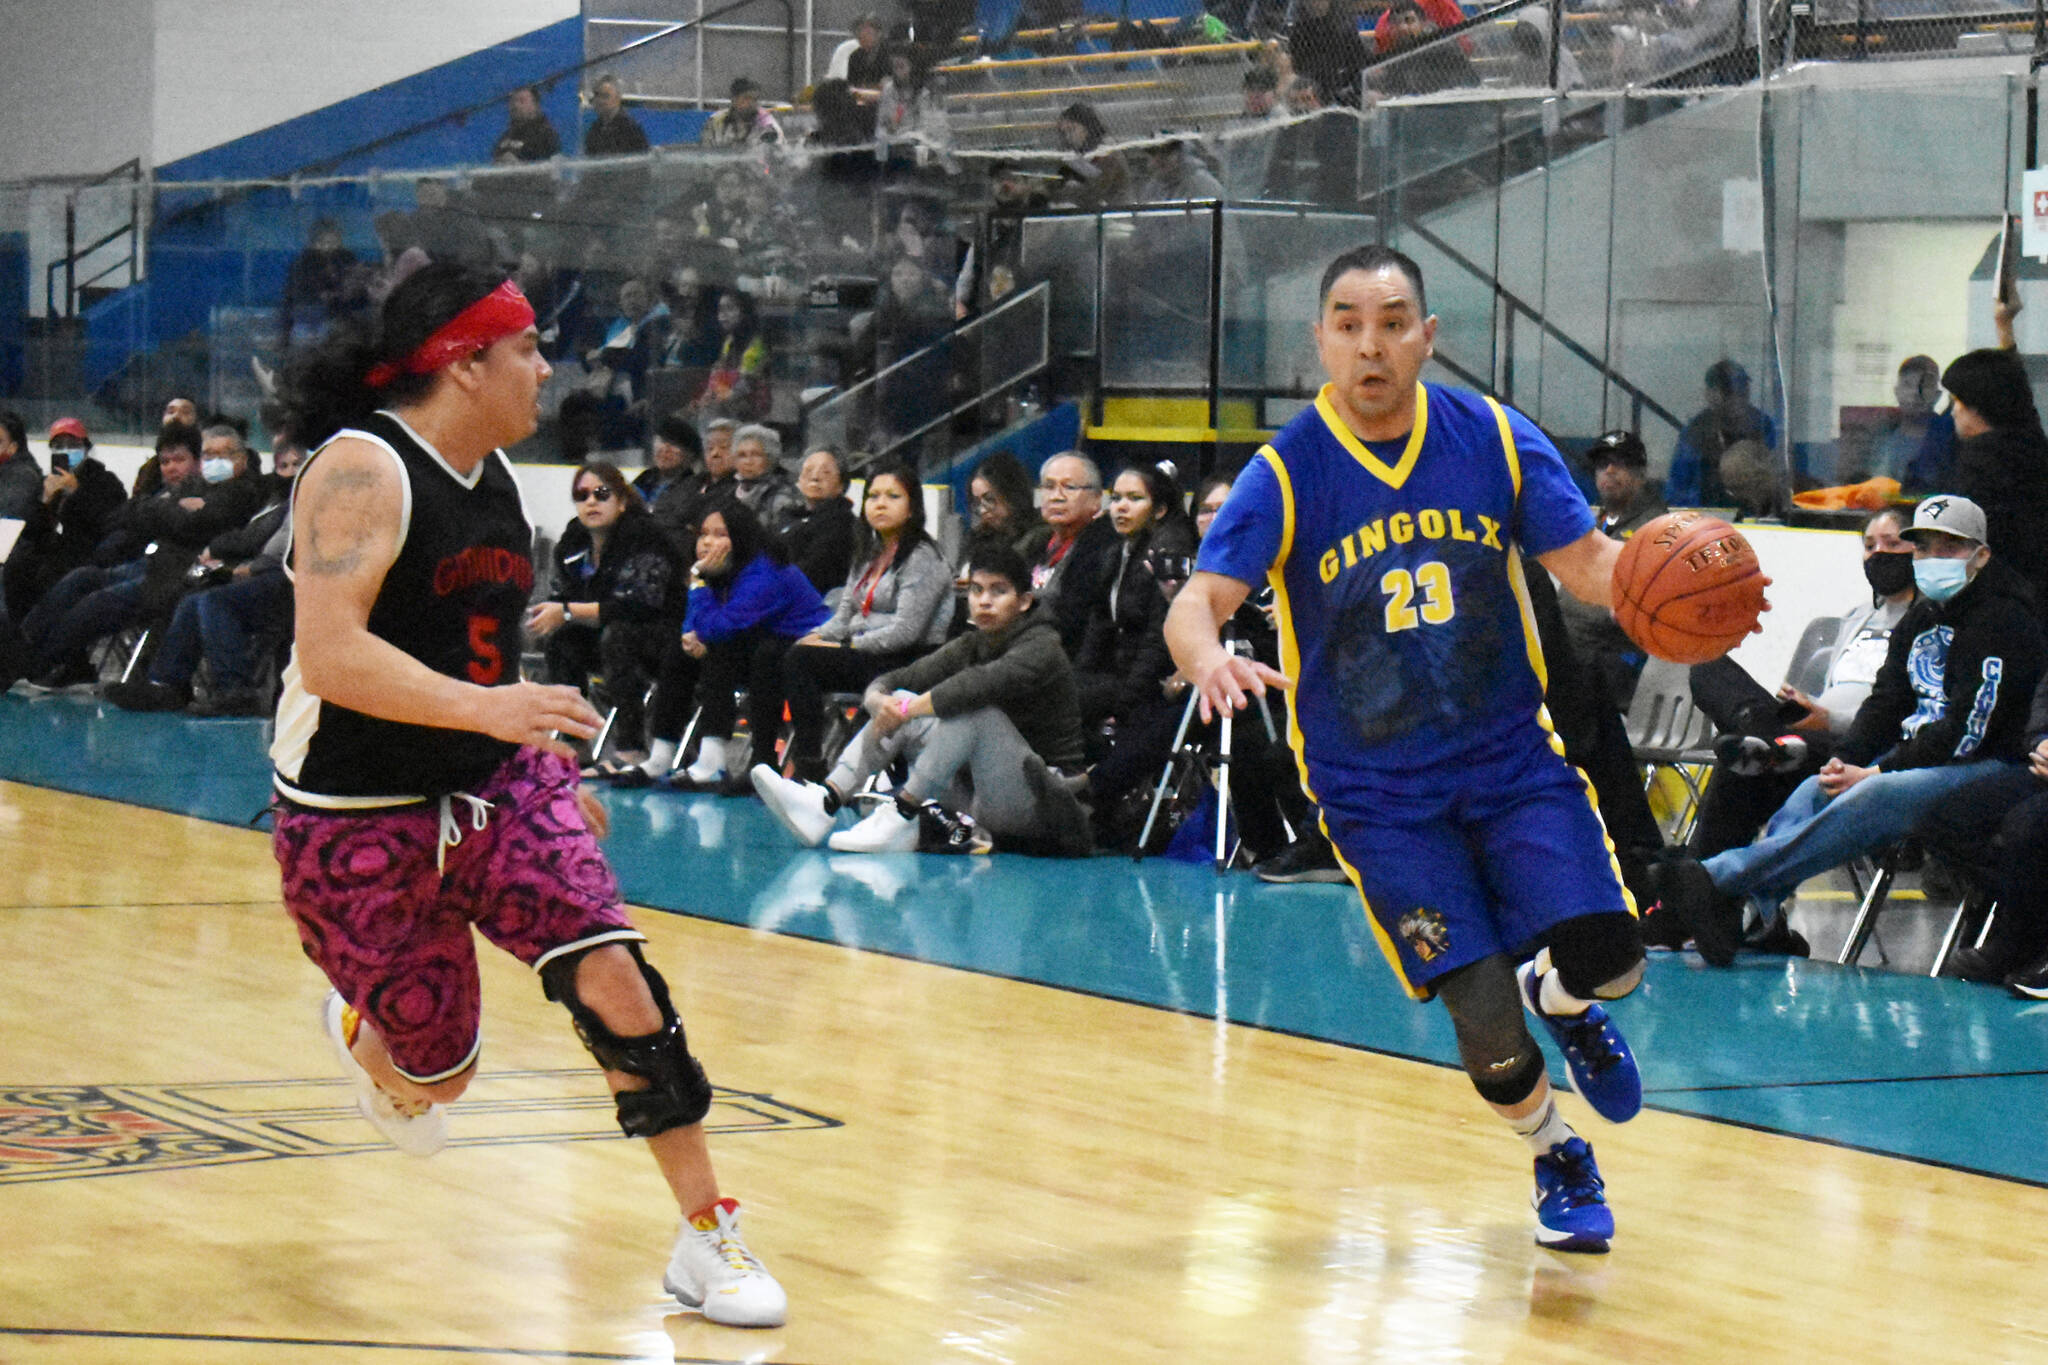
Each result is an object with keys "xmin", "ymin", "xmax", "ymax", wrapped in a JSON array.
[{"xmin": 44, "ymin": 160, "xmax": 144, "ymax": 319}]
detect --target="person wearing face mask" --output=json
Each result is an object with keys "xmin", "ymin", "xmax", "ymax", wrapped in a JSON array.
[
  {"xmin": 2, "ymin": 417, "xmax": 128, "ymax": 622},
  {"xmin": 1659, "ymin": 496, "xmax": 2046, "ymax": 960}
]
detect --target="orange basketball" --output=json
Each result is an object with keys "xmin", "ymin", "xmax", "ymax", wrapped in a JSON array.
[{"xmin": 1611, "ymin": 511, "xmax": 1769, "ymax": 665}]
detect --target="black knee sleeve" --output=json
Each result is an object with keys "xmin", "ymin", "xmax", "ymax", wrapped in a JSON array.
[
  {"xmin": 1546, "ymin": 912, "xmax": 1646, "ymax": 1000},
  {"xmin": 540, "ymin": 942, "xmax": 713, "ymax": 1138},
  {"xmin": 1436, "ymin": 956, "xmax": 1546, "ymax": 1107}
]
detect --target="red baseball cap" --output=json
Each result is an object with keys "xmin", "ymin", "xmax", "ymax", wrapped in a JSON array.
[{"xmin": 47, "ymin": 417, "xmax": 90, "ymax": 444}]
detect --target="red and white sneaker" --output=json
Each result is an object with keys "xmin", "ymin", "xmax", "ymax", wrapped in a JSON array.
[{"xmin": 664, "ymin": 1197, "xmax": 788, "ymax": 1327}]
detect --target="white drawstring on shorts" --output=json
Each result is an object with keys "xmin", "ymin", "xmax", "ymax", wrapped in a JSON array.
[{"xmin": 436, "ymin": 793, "xmax": 494, "ymax": 874}]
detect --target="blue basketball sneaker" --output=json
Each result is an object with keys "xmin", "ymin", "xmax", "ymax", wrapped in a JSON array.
[
  {"xmin": 1532, "ymin": 1136, "xmax": 1613, "ymax": 1253},
  {"xmin": 1517, "ymin": 960, "xmax": 1642, "ymax": 1124}
]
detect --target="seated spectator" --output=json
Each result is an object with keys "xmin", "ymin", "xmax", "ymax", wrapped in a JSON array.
[
  {"xmin": 1943, "ymin": 341, "xmax": 2048, "ymax": 606},
  {"xmin": 1502, "ymin": 3, "xmax": 1581, "ymax": 88},
  {"xmin": 105, "ymin": 437, "xmax": 308, "ymax": 716},
  {"xmin": 162, "ymin": 396, "xmax": 200, "ymax": 430},
  {"xmin": 583, "ymin": 276, "xmax": 670, "ymax": 446},
  {"xmin": 1716, "ymin": 439, "xmax": 1783, "ymax": 522},
  {"xmin": 1216, "ymin": 68, "xmax": 1291, "ymax": 198},
  {"xmin": 1074, "ymin": 463, "xmax": 1195, "ymax": 732},
  {"xmin": 828, "ymin": 12, "xmax": 892, "ymax": 89},
  {"xmin": 1558, "ymin": 430, "xmax": 1667, "ymax": 705},
  {"xmin": 689, "ymin": 290, "xmax": 772, "ymax": 422},
  {"xmin": 11, "ymin": 421, "xmax": 265, "ymax": 691},
  {"xmin": 634, "ymin": 501, "xmax": 830, "ymax": 787},
  {"xmin": 652, "ymin": 416, "xmax": 740, "ymax": 551},
  {"xmin": 584, "ymin": 73, "xmax": 651, "ymax": 157},
  {"xmin": 1052, "ymin": 103, "xmax": 1132, "ymax": 211},
  {"xmin": 1849, "ymin": 355, "xmax": 1955, "ymax": 490},
  {"xmin": 1138, "ymin": 139, "xmax": 1224, "ymax": 204},
  {"xmin": 752, "ymin": 542, "xmax": 1092, "ymax": 855},
  {"xmin": 1372, "ymin": 0, "xmax": 1480, "ymax": 95},
  {"xmin": 493, "ymin": 84, "xmax": 562, "ymax": 163},
  {"xmin": 1666, "ymin": 359, "xmax": 1777, "ymax": 507},
  {"xmin": 525, "ymin": 462, "xmax": 682, "ymax": 761},
  {"xmin": 0, "ymin": 408, "xmax": 40, "ymax": 522},
  {"xmin": 1371, "ymin": 0, "xmax": 1465, "ymax": 52},
  {"xmin": 700, "ymin": 77, "xmax": 785, "ymax": 147},
  {"xmin": 1659, "ymin": 496, "xmax": 2047, "ymax": 962},
  {"xmin": 410, "ymin": 178, "xmax": 494, "ymax": 268},
  {"xmin": 781, "ymin": 446, "xmax": 858, "ymax": 593},
  {"xmin": 730, "ymin": 424, "xmax": 803, "ymax": 527},
  {"xmin": 759, "ymin": 465, "xmax": 953, "ymax": 780},
  {"xmin": 1684, "ymin": 506, "xmax": 1919, "ymax": 892},
  {"xmin": 876, "ymin": 49, "xmax": 943, "ymax": 143},
  {"xmin": 2, "ymin": 417, "xmax": 127, "ymax": 622},
  {"xmin": 1288, "ymin": 0, "xmax": 1366, "ymax": 107},
  {"xmin": 279, "ymin": 218, "xmax": 362, "ymax": 351},
  {"xmin": 1020, "ymin": 452, "xmax": 1119, "ymax": 656},
  {"xmin": 809, "ymin": 78, "xmax": 876, "ymax": 149},
  {"xmin": 633, "ymin": 413, "xmax": 700, "ymax": 508},
  {"xmin": 968, "ymin": 450, "xmax": 1040, "ymax": 548}
]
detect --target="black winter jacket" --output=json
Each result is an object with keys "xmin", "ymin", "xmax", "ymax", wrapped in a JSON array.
[
  {"xmin": 1955, "ymin": 423, "xmax": 2048, "ymax": 606},
  {"xmin": 549, "ymin": 512, "xmax": 683, "ymax": 627}
]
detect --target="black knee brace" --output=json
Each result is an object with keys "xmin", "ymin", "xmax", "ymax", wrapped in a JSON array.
[
  {"xmin": 1435, "ymin": 956, "xmax": 1547, "ymax": 1107},
  {"xmin": 540, "ymin": 942, "xmax": 713, "ymax": 1138},
  {"xmin": 1546, "ymin": 911, "xmax": 1646, "ymax": 1000}
]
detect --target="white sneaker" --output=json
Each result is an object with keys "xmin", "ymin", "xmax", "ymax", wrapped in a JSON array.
[
  {"xmin": 751, "ymin": 764, "xmax": 836, "ymax": 847},
  {"xmin": 828, "ymin": 802, "xmax": 919, "ymax": 853},
  {"xmin": 684, "ymin": 736, "xmax": 728, "ymax": 785},
  {"xmin": 319, "ymin": 989, "xmax": 448, "ymax": 1157},
  {"xmin": 663, "ymin": 1197, "xmax": 788, "ymax": 1327}
]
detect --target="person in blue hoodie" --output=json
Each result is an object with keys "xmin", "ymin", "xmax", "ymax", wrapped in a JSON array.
[{"xmin": 626, "ymin": 499, "xmax": 828, "ymax": 787}]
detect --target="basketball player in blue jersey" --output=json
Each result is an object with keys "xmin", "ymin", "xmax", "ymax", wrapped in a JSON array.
[
  {"xmin": 1168, "ymin": 245, "xmax": 1652, "ymax": 1253},
  {"xmin": 274, "ymin": 263, "xmax": 784, "ymax": 1324}
]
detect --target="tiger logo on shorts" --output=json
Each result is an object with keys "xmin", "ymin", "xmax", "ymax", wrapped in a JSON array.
[{"xmin": 1396, "ymin": 906, "xmax": 1452, "ymax": 963}]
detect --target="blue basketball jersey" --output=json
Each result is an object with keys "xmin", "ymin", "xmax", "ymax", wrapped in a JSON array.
[{"xmin": 1197, "ymin": 382, "xmax": 1593, "ymax": 791}]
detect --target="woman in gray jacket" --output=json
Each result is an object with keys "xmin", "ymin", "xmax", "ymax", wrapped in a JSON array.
[{"xmin": 750, "ymin": 464, "xmax": 952, "ymax": 778}]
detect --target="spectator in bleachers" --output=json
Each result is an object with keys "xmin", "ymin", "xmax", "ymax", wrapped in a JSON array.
[
  {"xmin": 689, "ymin": 290, "xmax": 772, "ymax": 421},
  {"xmin": 1289, "ymin": 0, "xmax": 1367, "ymax": 107},
  {"xmin": 162, "ymin": 396, "xmax": 200, "ymax": 430},
  {"xmin": 1558, "ymin": 431, "xmax": 1665, "ymax": 706},
  {"xmin": 752, "ymin": 541, "xmax": 1092, "ymax": 855},
  {"xmin": 1022, "ymin": 452, "xmax": 1118, "ymax": 656},
  {"xmin": 365, "ymin": 211, "xmax": 432, "ymax": 308},
  {"xmin": 1666, "ymin": 359, "xmax": 1777, "ymax": 507},
  {"xmin": 583, "ymin": 277, "xmax": 670, "ymax": 443},
  {"xmin": 278, "ymin": 218, "xmax": 363, "ymax": 351},
  {"xmin": 876, "ymin": 49, "xmax": 943, "ymax": 142},
  {"xmin": 3, "ymin": 418, "xmax": 128, "ymax": 622},
  {"xmin": 809, "ymin": 78, "xmax": 877, "ymax": 149},
  {"xmin": 1853, "ymin": 355, "xmax": 1955, "ymax": 490},
  {"xmin": 652, "ymin": 416, "xmax": 740, "ymax": 551},
  {"xmin": 731, "ymin": 425, "xmax": 803, "ymax": 526},
  {"xmin": 633, "ymin": 413, "xmax": 700, "ymax": 508},
  {"xmin": 968, "ymin": 450, "xmax": 1040, "ymax": 548},
  {"xmin": 493, "ymin": 85, "xmax": 562, "ymax": 163},
  {"xmin": 584, "ymin": 74, "xmax": 652, "ymax": 157},
  {"xmin": 0, "ymin": 409, "xmax": 40, "ymax": 522},
  {"xmin": 1138, "ymin": 139, "xmax": 1225, "ymax": 204},
  {"xmin": 1943, "ymin": 343, "xmax": 2048, "ymax": 607},
  {"xmin": 765, "ymin": 465, "xmax": 953, "ymax": 780},
  {"xmin": 635, "ymin": 500, "xmax": 831, "ymax": 787},
  {"xmin": 1660, "ymin": 495, "xmax": 2046, "ymax": 961},
  {"xmin": 828, "ymin": 12, "xmax": 892, "ymax": 89},
  {"xmin": 701, "ymin": 78, "xmax": 786, "ymax": 147},
  {"xmin": 1074, "ymin": 463, "xmax": 1195, "ymax": 733},
  {"xmin": 105, "ymin": 437, "xmax": 307, "ymax": 717},
  {"xmin": 1371, "ymin": 0, "xmax": 1465, "ymax": 51},
  {"xmin": 1502, "ymin": 3, "xmax": 1582, "ymax": 88},
  {"xmin": 1053, "ymin": 103, "xmax": 1132, "ymax": 211},
  {"xmin": 410, "ymin": 179, "xmax": 495, "ymax": 268},
  {"xmin": 1686, "ymin": 507, "xmax": 1919, "ymax": 856},
  {"xmin": 14, "ymin": 421, "xmax": 266, "ymax": 692},
  {"xmin": 781, "ymin": 446, "xmax": 858, "ymax": 593},
  {"xmin": 1216, "ymin": 68, "xmax": 1291, "ymax": 198},
  {"xmin": 1373, "ymin": 0, "xmax": 1480, "ymax": 95},
  {"xmin": 527, "ymin": 461, "xmax": 682, "ymax": 764}
]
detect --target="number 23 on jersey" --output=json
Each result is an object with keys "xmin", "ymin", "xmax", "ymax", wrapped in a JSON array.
[{"xmin": 1381, "ymin": 561, "xmax": 1455, "ymax": 633}]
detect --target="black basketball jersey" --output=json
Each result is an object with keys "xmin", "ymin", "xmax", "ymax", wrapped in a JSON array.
[{"xmin": 272, "ymin": 411, "xmax": 534, "ymax": 806}]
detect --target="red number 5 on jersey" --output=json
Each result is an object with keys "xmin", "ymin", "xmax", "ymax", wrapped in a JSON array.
[{"xmin": 467, "ymin": 613, "xmax": 504, "ymax": 684}]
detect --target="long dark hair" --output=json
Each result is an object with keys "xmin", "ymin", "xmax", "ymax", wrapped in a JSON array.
[
  {"xmin": 718, "ymin": 287, "xmax": 760, "ymax": 348},
  {"xmin": 573, "ymin": 460, "xmax": 649, "ymax": 518},
  {"xmin": 853, "ymin": 463, "xmax": 933, "ymax": 565},
  {"xmin": 699, "ymin": 497, "xmax": 784, "ymax": 583},
  {"xmin": 970, "ymin": 448, "xmax": 1036, "ymax": 536},
  {"xmin": 280, "ymin": 262, "xmax": 509, "ymax": 448},
  {"xmin": 1116, "ymin": 461, "xmax": 1192, "ymax": 545}
]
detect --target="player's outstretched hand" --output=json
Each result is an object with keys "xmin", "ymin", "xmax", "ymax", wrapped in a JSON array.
[
  {"xmin": 574, "ymin": 785, "xmax": 611, "ymax": 840},
  {"xmin": 477, "ymin": 681, "xmax": 603, "ymax": 759},
  {"xmin": 1192, "ymin": 652, "xmax": 1292, "ymax": 724}
]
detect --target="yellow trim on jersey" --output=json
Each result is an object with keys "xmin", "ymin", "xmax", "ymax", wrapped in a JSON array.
[
  {"xmin": 1260, "ymin": 440, "xmax": 1428, "ymax": 1000},
  {"xmin": 1314, "ymin": 383, "xmax": 1428, "ymax": 490},
  {"xmin": 1484, "ymin": 395, "xmax": 1521, "ymax": 499}
]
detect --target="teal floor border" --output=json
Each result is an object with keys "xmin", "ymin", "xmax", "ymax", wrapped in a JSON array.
[{"xmin": 7, "ymin": 691, "xmax": 2046, "ymax": 1185}]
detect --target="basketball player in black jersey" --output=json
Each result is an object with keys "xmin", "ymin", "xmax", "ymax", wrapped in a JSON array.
[{"xmin": 273, "ymin": 264, "xmax": 785, "ymax": 1327}]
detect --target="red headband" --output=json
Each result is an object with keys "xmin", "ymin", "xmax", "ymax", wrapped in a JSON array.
[{"xmin": 364, "ymin": 280, "xmax": 537, "ymax": 388}]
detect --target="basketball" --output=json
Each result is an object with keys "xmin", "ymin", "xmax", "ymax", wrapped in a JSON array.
[{"xmin": 1611, "ymin": 511, "xmax": 1770, "ymax": 665}]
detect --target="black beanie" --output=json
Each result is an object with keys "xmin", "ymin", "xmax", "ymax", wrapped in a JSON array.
[{"xmin": 1942, "ymin": 348, "xmax": 2040, "ymax": 432}]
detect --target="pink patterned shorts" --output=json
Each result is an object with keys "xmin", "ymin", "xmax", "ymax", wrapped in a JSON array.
[{"xmin": 274, "ymin": 748, "xmax": 640, "ymax": 1082}]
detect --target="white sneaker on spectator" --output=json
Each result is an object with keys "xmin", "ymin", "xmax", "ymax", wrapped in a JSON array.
[
  {"xmin": 663, "ymin": 1197, "xmax": 788, "ymax": 1327},
  {"xmin": 684, "ymin": 737, "xmax": 728, "ymax": 785},
  {"xmin": 319, "ymin": 990, "xmax": 448, "ymax": 1157},
  {"xmin": 751, "ymin": 765, "xmax": 836, "ymax": 847},
  {"xmin": 828, "ymin": 802, "xmax": 919, "ymax": 853}
]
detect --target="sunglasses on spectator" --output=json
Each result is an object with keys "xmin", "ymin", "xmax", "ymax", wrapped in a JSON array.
[{"xmin": 573, "ymin": 485, "xmax": 615, "ymax": 504}]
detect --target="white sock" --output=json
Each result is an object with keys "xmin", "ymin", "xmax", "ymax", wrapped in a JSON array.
[
  {"xmin": 1530, "ymin": 949, "xmax": 1591, "ymax": 1018},
  {"xmin": 1508, "ymin": 1092, "xmax": 1578, "ymax": 1157},
  {"xmin": 643, "ymin": 739, "xmax": 678, "ymax": 776},
  {"xmin": 686, "ymin": 736, "xmax": 728, "ymax": 780}
]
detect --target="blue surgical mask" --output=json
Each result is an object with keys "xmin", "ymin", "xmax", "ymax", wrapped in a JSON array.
[
  {"xmin": 1913, "ymin": 556, "xmax": 1972, "ymax": 602},
  {"xmin": 200, "ymin": 457, "xmax": 234, "ymax": 484}
]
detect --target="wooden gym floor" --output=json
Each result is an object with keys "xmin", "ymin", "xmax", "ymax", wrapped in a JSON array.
[{"xmin": 3, "ymin": 693, "xmax": 2047, "ymax": 1363}]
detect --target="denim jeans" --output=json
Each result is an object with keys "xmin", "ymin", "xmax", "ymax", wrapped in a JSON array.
[{"xmin": 1702, "ymin": 758, "xmax": 2011, "ymax": 913}]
